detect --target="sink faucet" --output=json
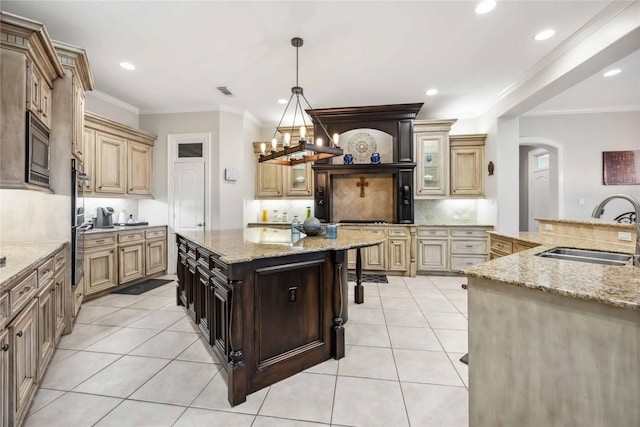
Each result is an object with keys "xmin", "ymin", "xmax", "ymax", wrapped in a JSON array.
[{"xmin": 591, "ymin": 194, "xmax": 640, "ymax": 267}]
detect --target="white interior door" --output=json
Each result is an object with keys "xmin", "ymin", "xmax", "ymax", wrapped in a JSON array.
[
  {"xmin": 174, "ymin": 162, "xmax": 205, "ymax": 231},
  {"xmin": 528, "ymin": 149, "xmax": 550, "ymax": 231}
]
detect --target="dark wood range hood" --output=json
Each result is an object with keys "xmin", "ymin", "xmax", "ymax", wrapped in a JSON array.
[{"xmin": 309, "ymin": 103, "xmax": 423, "ymax": 224}]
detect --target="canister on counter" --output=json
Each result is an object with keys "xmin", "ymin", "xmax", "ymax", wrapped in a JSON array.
[{"xmin": 326, "ymin": 223, "xmax": 337, "ymax": 239}]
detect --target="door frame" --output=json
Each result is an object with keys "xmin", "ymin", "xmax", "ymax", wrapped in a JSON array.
[
  {"xmin": 519, "ymin": 137, "xmax": 564, "ymax": 230},
  {"xmin": 167, "ymin": 132, "xmax": 211, "ymax": 273}
]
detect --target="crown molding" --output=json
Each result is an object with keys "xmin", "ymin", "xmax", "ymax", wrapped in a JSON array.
[
  {"xmin": 523, "ymin": 105, "xmax": 640, "ymax": 117},
  {"xmin": 88, "ymin": 90, "xmax": 139, "ymax": 114}
]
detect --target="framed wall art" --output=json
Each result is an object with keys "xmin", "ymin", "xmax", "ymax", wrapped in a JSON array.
[{"xmin": 602, "ymin": 150, "xmax": 640, "ymax": 185}]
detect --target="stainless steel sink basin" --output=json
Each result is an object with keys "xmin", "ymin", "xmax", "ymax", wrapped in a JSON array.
[{"xmin": 536, "ymin": 247, "xmax": 632, "ymax": 266}]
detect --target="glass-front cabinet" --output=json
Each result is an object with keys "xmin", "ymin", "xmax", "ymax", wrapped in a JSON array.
[
  {"xmin": 415, "ymin": 132, "xmax": 447, "ymax": 196},
  {"xmin": 284, "ymin": 162, "xmax": 312, "ymax": 197}
]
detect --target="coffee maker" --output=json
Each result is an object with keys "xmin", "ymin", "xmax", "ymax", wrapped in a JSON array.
[{"xmin": 95, "ymin": 207, "xmax": 114, "ymax": 228}]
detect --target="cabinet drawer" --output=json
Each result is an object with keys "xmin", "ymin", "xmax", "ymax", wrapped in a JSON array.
[
  {"xmin": 84, "ymin": 234, "xmax": 116, "ymax": 247},
  {"xmin": 387, "ymin": 227, "xmax": 408, "ymax": 237},
  {"xmin": 451, "ymin": 255, "xmax": 488, "ymax": 271},
  {"xmin": 0, "ymin": 292, "xmax": 8, "ymax": 328},
  {"xmin": 197, "ymin": 247, "xmax": 214, "ymax": 270},
  {"xmin": 118, "ymin": 231, "xmax": 144, "ymax": 243},
  {"xmin": 145, "ymin": 228, "xmax": 166, "ymax": 240},
  {"xmin": 450, "ymin": 228, "xmax": 488, "ymax": 238},
  {"xmin": 418, "ymin": 228, "xmax": 448, "ymax": 238},
  {"xmin": 490, "ymin": 237, "xmax": 513, "ymax": 255},
  {"xmin": 38, "ymin": 258, "xmax": 55, "ymax": 283},
  {"xmin": 513, "ymin": 242, "xmax": 538, "ymax": 253},
  {"xmin": 9, "ymin": 271, "xmax": 38, "ymax": 316},
  {"xmin": 451, "ymin": 239, "xmax": 488, "ymax": 255},
  {"xmin": 54, "ymin": 249, "xmax": 65, "ymax": 271}
]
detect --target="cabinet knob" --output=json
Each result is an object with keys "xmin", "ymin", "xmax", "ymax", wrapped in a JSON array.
[
  {"xmin": 1, "ymin": 344, "xmax": 8, "ymax": 352},
  {"xmin": 99, "ymin": 186, "xmax": 102, "ymax": 189},
  {"xmin": 17, "ymin": 331, "xmax": 23, "ymax": 337},
  {"xmin": 37, "ymin": 109, "xmax": 43, "ymax": 113}
]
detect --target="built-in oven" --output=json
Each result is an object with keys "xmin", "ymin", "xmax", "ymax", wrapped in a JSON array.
[
  {"xmin": 71, "ymin": 159, "xmax": 90, "ymax": 288},
  {"xmin": 26, "ymin": 111, "xmax": 51, "ymax": 187}
]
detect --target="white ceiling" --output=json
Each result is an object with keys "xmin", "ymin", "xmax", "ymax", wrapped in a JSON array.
[{"xmin": 2, "ymin": 1, "xmax": 637, "ymax": 125}]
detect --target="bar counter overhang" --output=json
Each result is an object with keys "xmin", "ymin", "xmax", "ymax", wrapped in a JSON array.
[{"xmin": 175, "ymin": 227, "xmax": 385, "ymax": 406}]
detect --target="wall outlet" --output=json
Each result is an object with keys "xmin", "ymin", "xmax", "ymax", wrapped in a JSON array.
[
  {"xmin": 544, "ymin": 224, "xmax": 553, "ymax": 231},
  {"xmin": 578, "ymin": 197, "xmax": 585, "ymax": 206},
  {"xmin": 618, "ymin": 231, "xmax": 632, "ymax": 242}
]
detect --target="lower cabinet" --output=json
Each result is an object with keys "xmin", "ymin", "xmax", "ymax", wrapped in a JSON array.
[
  {"xmin": 388, "ymin": 227, "xmax": 410, "ymax": 272},
  {"xmin": 418, "ymin": 239, "xmax": 449, "ymax": 271},
  {"xmin": 1, "ymin": 329, "xmax": 8, "ymax": 427},
  {"xmin": 36, "ymin": 280, "xmax": 55, "ymax": 382},
  {"xmin": 53, "ymin": 269, "xmax": 65, "ymax": 343},
  {"xmin": 85, "ymin": 247, "xmax": 118, "ymax": 296},
  {"xmin": 118, "ymin": 243, "xmax": 145, "ymax": 284},
  {"xmin": 417, "ymin": 226, "xmax": 491, "ymax": 272},
  {"xmin": 489, "ymin": 233, "xmax": 539, "ymax": 259},
  {"xmin": 145, "ymin": 238, "xmax": 167, "ymax": 275},
  {"xmin": 9, "ymin": 299, "xmax": 38, "ymax": 427}
]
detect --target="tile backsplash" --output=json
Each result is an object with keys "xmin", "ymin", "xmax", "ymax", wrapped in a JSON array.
[
  {"xmin": 332, "ymin": 174, "xmax": 394, "ymax": 222},
  {"xmin": 415, "ymin": 199, "xmax": 480, "ymax": 224},
  {"xmin": 84, "ymin": 198, "xmax": 139, "ymax": 224}
]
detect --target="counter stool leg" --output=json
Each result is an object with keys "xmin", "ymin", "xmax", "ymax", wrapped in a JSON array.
[{"xmin": 354, "ymin": 248, "xmax": 364, "ymax": 304}]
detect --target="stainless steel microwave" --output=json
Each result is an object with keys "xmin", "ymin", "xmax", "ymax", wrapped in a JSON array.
[{"xmin": 25, "ymin": 111, "xmax": 50, "ymax": 187}]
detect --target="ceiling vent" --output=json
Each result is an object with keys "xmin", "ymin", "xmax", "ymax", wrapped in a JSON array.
[{"xmin": 216, "ymin": 86, "xmax": 234, "ymax": 96}]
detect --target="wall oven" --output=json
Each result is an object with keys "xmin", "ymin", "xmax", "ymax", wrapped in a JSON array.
[
  {"xmin": 26, "ymin": 111, "xmax": 51, "ymax": 187},
  {"xmin": 71, "ymin": 159, "xmax": 90, "ymax": 288}
]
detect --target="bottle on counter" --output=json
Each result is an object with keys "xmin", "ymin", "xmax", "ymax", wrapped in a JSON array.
[
  {"xmin": 273, "ymin": 209, "xmax": 279, "ymax": 222},
  {"xmin": 262, "ymin": 209, "xmax": 268, "ymax": 222},
  {"xmin": 282, "ymin": 212, "xmax": 289, "ymax": 222},
  {"xmin": 306, "ymin": 206, "xmax": 311, "ymax": 219},
  {"xmin": 291, "ymin": 216, "xmax": 301, "ymax": 239},
  {"xmin": 127, "ymin": 214, "xmax": 135, "ymax": 224}
]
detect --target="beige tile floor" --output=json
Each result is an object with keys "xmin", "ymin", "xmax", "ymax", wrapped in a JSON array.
[{"xmin": 25, "ymin": 274, "xmax": 469, "ymax": 427}]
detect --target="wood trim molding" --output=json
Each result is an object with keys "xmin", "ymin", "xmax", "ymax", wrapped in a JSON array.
[
  {"xmin": 52, "ymin": 41, "xmax": 95, "ymax": 91},
  {"xmin": 85, "ymin": 112, "xmax": 156, "ymax": 146},
  {"xmin": 414, "ymin": 119, "xmax": 458, "ymax": 133},
  {"xmin": 450, "ymin": 134, "xmax": 486, "ymax": 147}
]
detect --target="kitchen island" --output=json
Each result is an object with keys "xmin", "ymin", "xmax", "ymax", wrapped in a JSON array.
[
  {"xmin": 175, "ymin": 227, "xmax": 385, "ymax": 406},
  {"xmin": 463, "ymin": 237, "xmax": 638, "ymax": 426}
]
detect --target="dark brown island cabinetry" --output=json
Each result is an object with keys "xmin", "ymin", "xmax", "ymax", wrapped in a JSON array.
[{"xmin": 175, "ymin": 228, "xmax": 384, "ymax": 406}]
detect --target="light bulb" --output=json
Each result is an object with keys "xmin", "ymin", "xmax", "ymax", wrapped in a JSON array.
[
  {"xmin": 260, "ymin": 142, "xmax": 266, "ymax": 155},
  {"xmin": 332, "ymin": 133, "xmax": 340, "ymax": 146},
  {"xmin": 316, "ymin": 138, "xmax": 323, "ymax": 146},
  {"xmin": 271, "ymin": 138, "xmax": 277, "ymax": 151},
  {"xmin": 284, "ymin": 133, "xmax": 291, "ymax": 147},
  {"xmin": 300, "ymin": 126, "xmax": 306, "ymax": 140}
]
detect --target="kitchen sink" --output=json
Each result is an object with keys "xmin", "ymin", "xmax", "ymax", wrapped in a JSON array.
[{"xmin": 536, "ymin": 247, "xmax": 632, "ymax": 266}]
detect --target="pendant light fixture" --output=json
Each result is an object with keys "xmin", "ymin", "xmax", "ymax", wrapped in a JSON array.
[{"xmin": 259, "ymin": 37, "xmax": 343, "ymax": 166}]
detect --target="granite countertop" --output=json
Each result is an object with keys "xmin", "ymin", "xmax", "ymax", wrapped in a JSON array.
[
  {"xmin": 178, "ymin": 227, "xmax": 386, "ymax": 264},
  {"xmin": 464, "ymin": 233, "xmax": 639, "ymax": 310},
  {"xmin": 0, "ymin": 241, "xmax": 67, "ymax": 290},
  {"xmin": 536, "ymin": 217, "xmax": 635, "ymax": 230},
  {"xmin": 85, "ymin": 224, "xmax": 167, "ymax": 234},
  {"xmin": 248, "ymin": 222, "xmax": 493, "ymax": 228}
]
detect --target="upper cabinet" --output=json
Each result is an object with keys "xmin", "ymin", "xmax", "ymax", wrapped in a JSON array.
[
  {"xmin": 85, "ymin": 112, "xmax": 156, "ymax": 197},
  {"xmin": 414, "ymin": 119, "xmax": 485, "ymax": 198},
  {"xmin": 253, "ymin": 141, "xmax": 313, "ymax": 199},
  {"xmin": 0, "ymin": 12, "xmax": 65, "ymax": 190},
  {"xmin": 52, "ymin": 41, "xmax": 95, "ymax": 166}
]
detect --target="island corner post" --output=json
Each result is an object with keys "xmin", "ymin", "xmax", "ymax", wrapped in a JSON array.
[{"xmin": 175, "ymin": 231, "xmax": 358, "ymax": 406}]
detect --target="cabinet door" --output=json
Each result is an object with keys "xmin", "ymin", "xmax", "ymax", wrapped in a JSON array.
[
  {"xmin": 450, "ymin": 146, "xmax": 483, "ymax": 196},
  {"xmin": 284, "ymin": 162, "xmax": 312, "ymax": 197},
  {"xmin": 9, "ymin": 299, "xmax": 38, "ymax": 427},
  {"xmin": 39, "ymin": 81, "xmax": 52, "ymax": 129},
  {"xmin": 1, "ymin": 329, "xmax": 8, "ymax": 427},
  {"xmin": 72, "ymin": 81, "xmax": 85, "ymax": 163},
  {"xmin": 119, "ymin": 243, "xmax": 145, "ymax": 284},
  {"xmin": 53, "ymin": 269, "xmax": 65, "ymax": 343},
  {"xmin": 85, "ymin": 247, "xmax": 117, "ymax": 296},
  {"xmin": 417, "ymin": 239, "xmax": 448, "ymax": 271},
  {"xmin": 256, "ymin": 158, "xmax": 283, "ymax": 198},
  {"xmin": 127, "ymin": 141, "xmax": 152, "ymax": 195},
  {"xmin": 415, "ymin": 132, "xmax": 447, "ymax": 196},
  {"xmin": 74, "ymin": 277, "xmax": 84, "ymax": 318},
  {"xmin": 95, "ymin": 132, "xmax": 126, "ymax": 193},
  {"xmin": 146, "ymin": 239, "xmax": 167, "ymax": 276},
  {"xmin": 388, "ymin": 238, "xmax": 408, "ymax": 272},
  {"xmin": 27, "ymin": 63, "xmax": 42, "ymax": 118},
  {"xmin": 37, "ymin": 280, "xmax": 55, "ymax": 381},
  {"xmin": 363, "ymin": 228, "xmax": 386, "ymax": 271},
  {"xmin": 211, "ymin": 281, "xmax": 230, "ymax": 365}
]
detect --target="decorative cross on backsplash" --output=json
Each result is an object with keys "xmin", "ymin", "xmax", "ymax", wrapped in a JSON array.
[{"xmin": 357, "ymin": 176, "xmax": 369, "ymax": 197}]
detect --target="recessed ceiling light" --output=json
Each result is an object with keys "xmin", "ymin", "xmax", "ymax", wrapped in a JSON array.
[
  {"xmin": 534, "ymin": 29, "xmax": 555, "ymax": 41},
  {"xmin": 426, "ymin": 89, "xmax": 438, "ymax": 96},
  {"xmin": 603, "ymin": 69, "xmax": 621, "ymax": 77},
  {"xmin": 475, "ymin": 0, "xmax": 496, "ymax": 15},
  {"xmin": 119, "ymin": 62, "xmax": 135, "ymax": 70},
  {"xmin": 277, "ymin": 98, "xmax": 288, "ymax": 104}
]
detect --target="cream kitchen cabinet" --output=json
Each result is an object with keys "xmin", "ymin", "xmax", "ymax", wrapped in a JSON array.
[
  {"xmin": 85, "ymin": 112, "xmax": 156, "ymax": 197},
  {"xmin": 0, "ymin": 328, "xmax": 8, "ymax": 427},
  {"xmin": 343, "ymin": 225, "xmax": 415, "ymax": 275},
  {"xmin": 36, "ymin": 277, "xmax": 54, "ymax": 381},
  {"xmin": 145, "ymin": 227, "xmax": 167, "ymax": 276},
  {"xmin": 81, "ymin": 128, "xmax": 95, "ymax": 193},
  {"xmin": 387, "ymin": 226, "xmax": 410, "ymax": 272},
  {"xmin": 449, "ymin": 227, "xmax": 489, "ymax": 271},
  {"xmin": 27, "ymin": 63, "xmax": 52, "ymax": 128},
  {"xmin": 52, "ymin": 41, "xmax": 94, "ymax": 165},
  {"xmin": 83, "ymin": 233, "xmax": 118, "ymax": 297},
  {"xmin": 363, "ymin": 227, "xmax": 387, "ymax": 271},
  {"xmin": 118, "ymin": 230, "xmax": 145, "ymax": 284},
  {"xmin": 53, "ymin": 267, "xmax": 65, "ymax": 343},
  {"xmin": 9, "ymin": 299, "xmax": 38, "ymax": 427},
  {"xmin": 414, "ymin": 120, "xmax": 456, "ymax": 197},
  {"xmin": 417, "ymin": 228, "xmax": 449, "ymax": 271},
  {"xmin": 449, "ymin": 134, "xmax": 485, "ymax": 197},
  {"xmin": 253, "ymin": 142, "xmax": 313, "ymax": 199}
]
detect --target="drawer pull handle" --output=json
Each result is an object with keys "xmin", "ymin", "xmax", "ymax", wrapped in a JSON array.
[
  {"xmin": 19, "ymin": 286, "xmax": 32, "ymax": 295},
  {"xmin": 96, "ymin": 239, "xmax": 104, "ymax": 243},
  {"xmin": 17, "ymin": 331, "xmax": 23, "ymax": 337},
  {"xmin": 1, "ymin": 344, "xmax": 8, "ymax": 351},
  {"xmin": 465, "ymin": 245, "xmax": 474, "ymax": 248},
  {"xmin": 128, "ymin": 235, "xmax": 135, "ymax": 238}
]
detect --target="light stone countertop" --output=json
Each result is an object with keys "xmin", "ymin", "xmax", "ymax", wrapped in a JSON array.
[
  {"xmin": 536, "ymin": 217, "xmax": 635, "ymax": 230},
  {"xmin": 177, "ymin": 227, "xmax": 386, "ymax": 264},
  {"xmin": 464, "ymin": 232, "xmax": 639, "ymax": 310},
  {"xmin": 0, "ymin": 241, "xmax": 67, "ymax": 290},
  {"xmin": 248, "ymin": 222, "xmax": 493, "ymax": 228},
  {"xmin": 85, "ymin": 224, "xmax": 167, "ymax": 234}
]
